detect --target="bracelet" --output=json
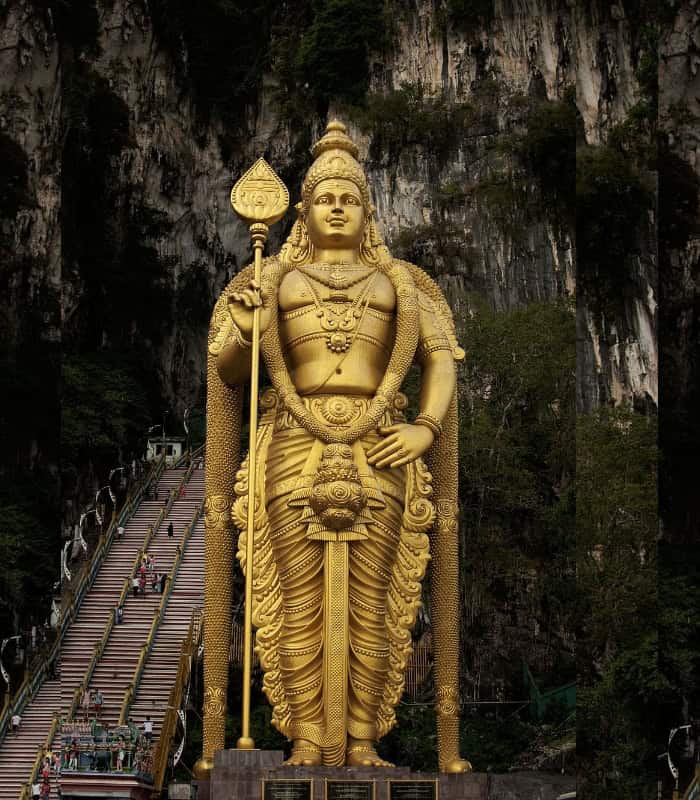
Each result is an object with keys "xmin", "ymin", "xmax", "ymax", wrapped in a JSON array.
[
  {"xmin": 415, "ymin": 413, "xmax": 443, "ymax": 438},
  {"xmin": 233, "ymin": 326, "xmax": 252, "ymax": 349}
]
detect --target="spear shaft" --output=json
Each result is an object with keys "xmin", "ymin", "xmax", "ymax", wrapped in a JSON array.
[
  {"xmin": 237, "ymin": 222, "xmax": 266, "ymax": 749},
  {"xmin": 229, "ymin": 159, "xmax": 289, "ymax": 750}
]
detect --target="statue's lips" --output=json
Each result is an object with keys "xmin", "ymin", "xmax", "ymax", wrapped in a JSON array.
[{"xmin": 327, "ymin": 218, "xmax": 347, "ymax": 227}]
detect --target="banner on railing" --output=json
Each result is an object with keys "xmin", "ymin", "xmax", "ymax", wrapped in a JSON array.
[
  {"xmin": 62, "ymin": 541, "xmax": 72, "ymax": 582},
  {"xmin": 173, "ymin": 710, "xmax": 186, "ymax": 766}
]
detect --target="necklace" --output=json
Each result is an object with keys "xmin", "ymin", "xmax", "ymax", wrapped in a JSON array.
[
  {"xmin": 299, "ymin": 270, "xmax": 378, "ymax": 353},
  {"xmin": 259, "ymin": 258, "xmax": 421, "ymax": 446},
  {"xmin": 298, "ymin": 263, "xmax": 376, "ymax": 291}
]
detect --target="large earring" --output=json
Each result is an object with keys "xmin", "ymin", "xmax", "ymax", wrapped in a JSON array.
[{"xmin": 280, "ymin": 212, "xmax": 313, "ymax": 266}]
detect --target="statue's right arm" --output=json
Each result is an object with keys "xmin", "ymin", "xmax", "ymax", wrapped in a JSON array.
[
  {"xmin": 216, "ymin": 338, "xmax": 252, "ymax": 386},
  {"xmin": 216, "ymin": 278, "xmax": 272, "ymax": 386}
]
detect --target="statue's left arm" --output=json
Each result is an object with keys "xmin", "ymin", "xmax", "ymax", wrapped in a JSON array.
[
  {"xmin": 415, "ymin": 289, "xmax": 473, "ymax": 773},
  {"xmin": 367, "ymin": 295, "xmax": 456, "ymax": 469}
]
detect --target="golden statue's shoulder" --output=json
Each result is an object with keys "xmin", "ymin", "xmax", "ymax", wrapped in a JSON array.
[{"xmin": 389, "ymin": 258, "xmax": 465, "ymax": 362}]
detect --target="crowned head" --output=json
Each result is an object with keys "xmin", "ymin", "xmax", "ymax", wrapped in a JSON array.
[{"xmin": 279, "ymin": 121, "xmax": 390, "ymax": 267}]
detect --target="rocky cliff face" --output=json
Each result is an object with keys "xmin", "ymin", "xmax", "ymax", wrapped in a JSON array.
[
  {"xmin": 2, "ymin": 0, "xmax": 656, "ymax": 412},
  {"xmin": 0, "ymin": 0, "xmax": 658, "ymax": 687}
]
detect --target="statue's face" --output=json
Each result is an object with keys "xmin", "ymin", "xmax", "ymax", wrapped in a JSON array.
[{"xmin": 306, "ymin": 178, "xmax": 365, "ymax": 252}]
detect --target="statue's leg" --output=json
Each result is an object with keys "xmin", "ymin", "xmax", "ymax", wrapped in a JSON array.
[
  {"xmin": 346, "ymin": 456, "xmax": 404, "ymax": 767},
  {"xmin": 266, "ymin": 428, "xmax": 325, "ymax": 761}
]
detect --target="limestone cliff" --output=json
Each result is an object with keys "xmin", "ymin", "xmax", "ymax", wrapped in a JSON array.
[
  {"xmin": 0, "ymin": 0, "xmax": 659, "ymax": 691},
  {"xmin": 1, "ymin": 0, "xmax": 656, "ymax": 411}
]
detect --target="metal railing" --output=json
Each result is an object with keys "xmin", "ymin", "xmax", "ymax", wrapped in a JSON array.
[
  {"xmin": 0, "ymin": 455, "xmax": 167, "ymax": 749},
  {"xmin": 118, "ymin": 502, "xmax": 202, "ymax": 724},
  {"xmin": 151, "ymin": 607, "xmax": 203, "ymax": 792},
  {"xmin": 17, "ymin": 455, "xmax": 191, "ymax": 796},
  {"xmin": 66, "ymin": 462, "xmax": 195, "ymax": 722}
]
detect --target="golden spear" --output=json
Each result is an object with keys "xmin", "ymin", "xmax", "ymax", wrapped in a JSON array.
[{"xmin": 230, "ymin": 159, "xmax": 289, "ymax": 748}]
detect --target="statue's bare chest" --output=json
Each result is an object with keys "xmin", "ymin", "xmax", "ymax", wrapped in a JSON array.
[{"xmin": 275, "ymin": 268, "xmax": 396, "ymax": 393}]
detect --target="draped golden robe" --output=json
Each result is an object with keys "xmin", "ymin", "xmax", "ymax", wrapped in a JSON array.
[{"xmin": 233, "ymin": 391, "xmax": 433, "ymax": 763}]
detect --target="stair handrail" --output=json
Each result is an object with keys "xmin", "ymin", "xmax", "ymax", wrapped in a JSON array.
[
  {"xmin": 60, "ymin": 452, "xmax": 167, "ymax": 626},
  {"xmin": 18, "ymin": 711, "xmax": 61, "ymax": 800},
  {"xmin": 118, "ymin": 503, "xmax": 202, "ymax": 724},
  {"xmin": 151, "ymin": 606, "xmax": 203, "ymax": 792},
  {"xmin": 65, "ymin": 459, "xmax": 188, "ymax": 722},
  {"xmin": 172, "ymin": 442, "xmax": 205, "ymax": 470},
  {"xmin": 0, "ymin": 457, "xmax": 167, "ymax": 746}
]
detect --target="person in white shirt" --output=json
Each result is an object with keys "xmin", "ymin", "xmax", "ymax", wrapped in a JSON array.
[
  {"xmin": 31, "ymin": 782, "xmax": 40, "ymax": 800},
  {"xmin": 11, "ymin": 713, "xmax": 20, "ymax": 733},
  {"xmin": 143, "ymin": 716, "xmax": 153, "ymax": 743}
]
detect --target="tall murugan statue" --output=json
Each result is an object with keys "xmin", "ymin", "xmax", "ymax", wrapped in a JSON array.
[{"xmin": 199, "ymin": 121, "xmax": 470, "ymax": 774}]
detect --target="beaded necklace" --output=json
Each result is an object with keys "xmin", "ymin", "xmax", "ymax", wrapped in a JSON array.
[{"xmin": 260, "ymin": 258, "xmax": 420, "ymax": 445}]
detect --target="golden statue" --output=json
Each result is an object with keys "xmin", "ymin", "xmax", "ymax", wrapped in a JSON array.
[{"xmin": 197, "ymin": 121, "xmax": 471, "ymax": 776}]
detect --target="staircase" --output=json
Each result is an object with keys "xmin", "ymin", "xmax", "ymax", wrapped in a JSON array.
[
  {"xmin": 59, "ymin": 469, "xmax": 185, "ymax": 719},
  {"xmin": 130, "ymin": 475, "xmax": 204, "ymax": 738},
  {"xmin": 0, "ymin": 679, "xmax": 59, "ymax": 800},
  {"xmin": 0, "ymin": 463, "xmax": 205, "ymax": 799},
  {"xmin": 82, "ymin": 470, "xmax": 200, "ymax": 730}
]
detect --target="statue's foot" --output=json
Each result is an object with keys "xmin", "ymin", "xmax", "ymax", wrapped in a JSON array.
[
  {"xmin": 346, "ymin": 739, "xmax": 394, "ymax": 767},
  {"xmin": 443, "ymin": 757, "xmax": 473, "ymax": 773},
  {"xmin": 284, "ymin": 739, "xmax": 322, "ymax": 766}
]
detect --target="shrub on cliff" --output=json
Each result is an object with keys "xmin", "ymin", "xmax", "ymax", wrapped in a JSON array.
[
  {"xmin": 296, "ymin": 0, "xmax": 390, "ymax": 104},
  {"xmin": 576, "ymin": 145, "xmax": 651, "ymax": 315}
]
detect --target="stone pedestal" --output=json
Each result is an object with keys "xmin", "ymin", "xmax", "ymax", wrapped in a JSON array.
[{"xmin": 197, "ymin": 751, "xmax": 575, "ymax": 800}]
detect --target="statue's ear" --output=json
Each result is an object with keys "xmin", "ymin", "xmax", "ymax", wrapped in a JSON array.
[
  {"xmin": 295, "ymin": 201, "xmax": 304, "ymax": 215},
  {"xmin": 368, "ymin": 203, "xmax": 376, "ymax": 216}
]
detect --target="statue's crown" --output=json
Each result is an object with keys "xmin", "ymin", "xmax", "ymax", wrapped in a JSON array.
[
  {"xmin": 311, "ymin": 120, "xmax": 360, "ymax": 159},
  {"xmin": 301, "ymin": 120, "xmax": 370, "ymax": 210}
]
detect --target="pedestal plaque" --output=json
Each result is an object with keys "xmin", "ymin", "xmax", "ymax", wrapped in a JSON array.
[
  {"xmin": 262, "ymin": 779, "xmax": 313, "ymax": 800},
  {"xmin": 387, "ymin": 780, "xmax": 438, "ymax": 800},
  {"xmin": 325, "ymin": 779, "xmax": 375, "ymax": 800}
]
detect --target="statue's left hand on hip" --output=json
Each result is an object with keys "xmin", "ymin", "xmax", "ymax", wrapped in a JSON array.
[{"xmin": 366, "ymin": 424, "xmax": 434, "ymax": 469}]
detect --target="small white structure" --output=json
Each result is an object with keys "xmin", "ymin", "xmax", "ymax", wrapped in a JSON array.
[{"xmin": 146, "ymin": 435, "xmax": 186, "ymax": 465}]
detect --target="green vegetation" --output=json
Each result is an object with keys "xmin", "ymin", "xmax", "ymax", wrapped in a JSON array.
[
  {"xmin": 61, "ymin": 354, "xmax": 152, "ymax": 483},
  {"xmin": 576, "ymin": 145, "xmax": 651, "ymax": 316},
  {"xmin": 577, "ymin": 409, "xmax": 659, "ymax": 799},
  {"xmin": 472, "ymin": 93, "xmax": 576, "ymax": 235},
  {"xmin": 659, "ymin": 143, "xmax": 700, "ymax": 251},
  {"xmin": 296, "ymin": 0, "xmax": 390, "ymax": 105},
  {"xmin": 458, "ymin": 300, "xmax": 576, "ymax": 695},
  {"xmin": 444, "ymin": 0, "xmax": 495, "ymax": 32},
  {"xmin": 149, "ymin": 0, "xmax": 388, "ymax": 121},
  {"xmin": 0, "ymin": 345, "xmax": 60, "ymax": 640},
  {"xmin": 354, "ymin": 82, "xmax": 475, "ymax": 161},
  {"xmin": 148, "ymin": 0, "xmax": 278, "ymax": 130},
  {"xmin": 389, "ymin": 223, "xmax": 479, "ymax": 282},
  {"xmin": 512, "ymin": 95, "xmax": 576, "ymax": 218},
  {"xmin": 378, "ymin": 704, "xmax": 534, "ymax": 771},
  {"xmin": 473, "ymin": 173, "xmax": 528, "ymax": 237}
]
